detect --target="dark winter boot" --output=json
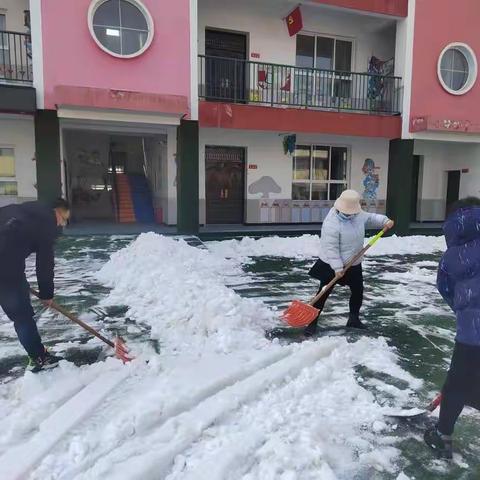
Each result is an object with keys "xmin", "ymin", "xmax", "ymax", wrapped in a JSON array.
[
  {"xmin": 26, "ymin": 349, "xmax": 62, "ymax": 373},
  {"xmin": 424, "ymin": 426, "xmax": 453, "ymax": 460},
  {"xmin": 346, "ymin": 313, "xmax": 367, "ymax": 329},
  {"xmin": 304, "ymin": 318, "xmax": 318, "ymax": 337}
]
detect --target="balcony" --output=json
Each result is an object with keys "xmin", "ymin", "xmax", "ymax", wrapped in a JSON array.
[
  {"xmin": 0, "ymin": 31, "xmax": 33, "ymax": 84},
  {"xmin": 198, "ymin": 55, "xmax": 402, "ymax": 116}
]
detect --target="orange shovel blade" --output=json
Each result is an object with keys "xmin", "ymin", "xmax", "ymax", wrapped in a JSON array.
[
  {"xmin": 281, "ymin": 300, "xmax": 320, "ymax": 327},
  {"xmin": 114, "ymin": 337, "xmax": 134, "ymax": 363}
]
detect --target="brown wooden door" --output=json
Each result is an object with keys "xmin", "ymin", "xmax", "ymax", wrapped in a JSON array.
[
  {"xmin": 205, "ymin": 29, "xmax": 247, "ymax": 102},
  {"xmin": 205, "ymin": 146, "xmax": 245, "ymax": 224}
]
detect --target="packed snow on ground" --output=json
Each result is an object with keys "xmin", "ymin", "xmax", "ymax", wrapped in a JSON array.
[
  {"xmin": 0, "ymin": 233, "xmax": 449, "ymax": 479},
  {"xmin": 207, "ymin": 234, "xmax": 446, "ymax": 261}
]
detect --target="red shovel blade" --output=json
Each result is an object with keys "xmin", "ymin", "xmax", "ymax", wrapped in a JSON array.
[
  {"xmin": 114, "ymin": 337, "xmax": 134, "ymax": 363},
  {"xmin": 427, "ymin": 393, "xmax": 442, "ymax": 412},
  {"xmin": 281, "ymin": 300, "xmax": 320, "ymax": 327}
]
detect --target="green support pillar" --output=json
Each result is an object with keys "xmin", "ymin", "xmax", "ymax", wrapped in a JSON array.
[
  {"xmin": 386, "ymin": 139, "xmax": 415, "ymax": 235},
  {"xmin": 35, "ymin": 110, "xmax": 62, "ymax": 203},
  {"xmin": 176, "ymin": 119, "xmax": 199, "ymax": 235}
]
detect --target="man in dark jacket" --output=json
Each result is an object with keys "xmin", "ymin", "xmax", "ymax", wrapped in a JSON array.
[
  {"xmin": 424, "ymin": 197, "xmax": 480, "ymax": 459},
  {"xmin": 0, "ymin": 198, "xmax": 70, "ymax": 372}
]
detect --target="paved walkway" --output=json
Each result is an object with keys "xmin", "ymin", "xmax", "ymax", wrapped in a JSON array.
[
  {"xmin": 64, "ymin": 222, "xmax": 442, "ymax": 239},
  {"xmin": 64, "ymin": 223, "xmax": 323, "ymax": 239}
]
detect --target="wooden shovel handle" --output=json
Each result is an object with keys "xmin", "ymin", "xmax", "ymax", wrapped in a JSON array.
[
  {"xmin": 309, "ymin": 224, "xmax": 391, "ymax": 306},
  {"xmin": 30, "ymin": 288, "xmax": 115, "ymax": 348}
]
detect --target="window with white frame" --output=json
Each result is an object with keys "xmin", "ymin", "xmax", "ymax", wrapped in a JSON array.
[
  {"xmin": 296, "ymin": 34, "xmax": 353, "ymax": 71},
  {"xmin": 0, "ymin": 181, "xmax": 17, "ymax": 195},
  {"xmin": 438, "ymin": 43, "xmax": 477, "ymax": 95},
  {"xmin": 292, "ymin": 145, "xmax": 348, "ymax": 201},
  {"xmin": 0, "ymin": 14, "xmax": 6, "ymax": 50},
  {"xmin": 0, "ymin": 147, "xmax": 17, "ymax": 196},
  {"xmin": 0, "ymin": 147, "xmax": 15, "ymax": 177},
  {"xmin": 296, "ymin": 34, "xmax": 353, "ymax": 103},
  {"xmin": 88, "ymin": 0, "xmax": 154, "ymax": 58}
]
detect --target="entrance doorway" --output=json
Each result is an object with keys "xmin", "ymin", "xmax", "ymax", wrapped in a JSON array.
[
  {"xmin": 63, "ymin": 130, "xmax": 160, "ymax": 224},
  {"xmin": 205, "ymin": 146, "xmax": 245, "ymax": 224},
  {"xmin": 205, "ymin": 29, "xmax": 247, "ymax": 102},
  {"xmin": 446, "ymin": 170, "xmax": 461, "ymax": 215}
]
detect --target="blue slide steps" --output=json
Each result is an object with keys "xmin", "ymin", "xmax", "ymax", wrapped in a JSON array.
[{"xmin": 127, "ymin": 175, "xmax": 155, "ymax": 223}]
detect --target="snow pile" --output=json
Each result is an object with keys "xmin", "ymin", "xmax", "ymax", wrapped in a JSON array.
[
  {"xmin": 207, "ymin": 235, "xmax": 324, "ymax": 260},
  {"xmin": 368, "ymin": 235, "xmax": 446, "ymax": 257},
  {"xmin": 96, "ymin": 233, "xmax": 276, "ymax": 353},
  {"xmin": 26, "ymin": 337, "xmax": 421, "ymax": 480},
  {"xmin": 207, "ymin": 234, "xmax": 446, "ymax": 260}
]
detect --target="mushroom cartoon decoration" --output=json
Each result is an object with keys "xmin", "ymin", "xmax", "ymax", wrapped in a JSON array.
[{"xmin": 248, "ymin": 176, "xmax": 282, "ymax": 199}]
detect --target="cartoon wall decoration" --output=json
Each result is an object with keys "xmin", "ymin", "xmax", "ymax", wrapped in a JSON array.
[
  {"xmin": 362, "ymin": 158, "xmax": 380, "ymax": 202},
  {"xmin": 248, "ymin": 176, "xmax": 281, "ymax": 198}
]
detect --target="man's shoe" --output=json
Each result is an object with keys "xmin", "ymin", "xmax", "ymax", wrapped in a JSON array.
[
  {"xmin": 26, "ymin": 349, "xmax": 62, "ymax": 373},
  {"xmin": 346, "ymin": 313, "xmax": 367, "ymax": 330},
  {"xmin": 424, "ymin": 425, "xmax": 453, "ymax": 460}
]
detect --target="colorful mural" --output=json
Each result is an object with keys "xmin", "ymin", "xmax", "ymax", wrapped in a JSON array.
[{"xmin": 362, "ymin": 158, "xmax": 380, "ymax": 201}]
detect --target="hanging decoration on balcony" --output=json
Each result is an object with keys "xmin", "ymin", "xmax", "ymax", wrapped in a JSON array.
[
  {"xmin": 367, "ymin": 57, "xmax": 385, "ymax": 101},
  {"xmin": 367, "ymin": 56, "xmax": 394, "ymax": 102},
  {"xmin": 282, "ymin": 134, "xmax": 296, "ymax": 156},
  {"xmin": 285, "ymin": 6, "xmax": 303, "ymax": 37}
]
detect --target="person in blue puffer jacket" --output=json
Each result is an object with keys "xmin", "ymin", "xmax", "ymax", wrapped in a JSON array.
[{"xmin": 424, "ymin": 197, "xmax": 480, "ymax": 460}]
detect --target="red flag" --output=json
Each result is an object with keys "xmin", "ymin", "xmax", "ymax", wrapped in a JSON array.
[{"xmin": 285, "ymin": 6, "xmax": 303, "ymax": 37}]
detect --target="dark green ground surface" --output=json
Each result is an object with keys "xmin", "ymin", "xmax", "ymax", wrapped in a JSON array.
[
  {"xmin": 236, "ymin": 255, "xmax": 479, "ymax": 479},
  {"xmin": 0, "ymin": 236, "xmax": 478, "ymax": 478}
]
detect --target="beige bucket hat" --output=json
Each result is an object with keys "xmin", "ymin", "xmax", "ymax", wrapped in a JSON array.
[{"xmin": 334, "ymin": 189, "xmax": 362, "ymax": 215}]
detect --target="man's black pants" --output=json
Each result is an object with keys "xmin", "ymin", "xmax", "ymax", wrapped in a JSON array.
[{"xmin": 0, "ymin": 278, "xmax": 45, "ymax": 358}]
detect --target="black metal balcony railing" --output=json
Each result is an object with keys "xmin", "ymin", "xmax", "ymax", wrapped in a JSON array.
[
  {"xmin": 198, "ymin": 55, "xmax": 402, "ymax": 115},
  {"xmin": 0, "ymin": 31, "xmax": 33, "ymax": 83}
]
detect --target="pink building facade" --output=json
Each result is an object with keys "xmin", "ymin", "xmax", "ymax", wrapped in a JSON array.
[
  {"xmin": 30, "ymin": 0, "xmax": 197, "ymax": 230},
  {"xmin": 1, "ymin": 0, "xmax": 479, "ymax": 233},
  {"xmin": 40, "ymin": 0, "xmax": 192, "ymax": 115},
  {"xmin": 393, "ymin": 0, "xmax": 480, "ymax": 224}
]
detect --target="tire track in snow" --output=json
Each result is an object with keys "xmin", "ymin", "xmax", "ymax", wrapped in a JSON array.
[
  {"xmin": 164, "ymin": 337, "xmax": 412, "ymax": 480},
  {"xmin": 0, "ymin": 367, "xmax": 130, "ymax": 480},
  {"xmin": 170, "ymin": 429, "xmax": 265, "ymax": 480},
  {"xmin": 92, "ymin": 340, "xmax": 340, "ymax": 480},
  {"xmin": 31, "ymin": 348, "xmax": 292, "ymax": 479}
]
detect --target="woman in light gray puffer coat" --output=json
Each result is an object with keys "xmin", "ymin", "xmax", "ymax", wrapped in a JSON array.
[{"xmin": 305, "ymin": 190, "xmax": 393, "ymax": 336}]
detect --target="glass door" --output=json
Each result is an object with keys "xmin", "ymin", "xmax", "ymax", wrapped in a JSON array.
[
  {"xmin": 295, "ymin": 35, "xmax": 315, "ymax": 106},
  {"xmin": 0, "ymin": 14, "xmax": 10, "ymax": 75},
  {"xmin": 295, "ymin": 34, "xmax": 353, "ymax": 108},
  {"xmin": 333, "ymin": 39, "xmax": 353, "ymax": 104}
]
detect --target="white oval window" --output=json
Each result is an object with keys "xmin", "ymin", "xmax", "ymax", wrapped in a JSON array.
[
  {"xmin": 437, "ymin": 43, "xmax": 477, "ymax": 95},
  {"xmin": 88, "ymin": 0, "xmax": 154, "ymax": 58}
]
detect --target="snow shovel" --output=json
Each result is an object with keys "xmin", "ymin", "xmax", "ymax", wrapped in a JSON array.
[
  {"xmin": 384, "ymin": 393, "xmax": 442, "ymax": 419},
  {"xmin": 30, "ymin": 288, "xmax": 133, "ymax": 363},
  {"xmin": 282, "ymin": 225, "xmax": 391, "ymax": 327}
]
